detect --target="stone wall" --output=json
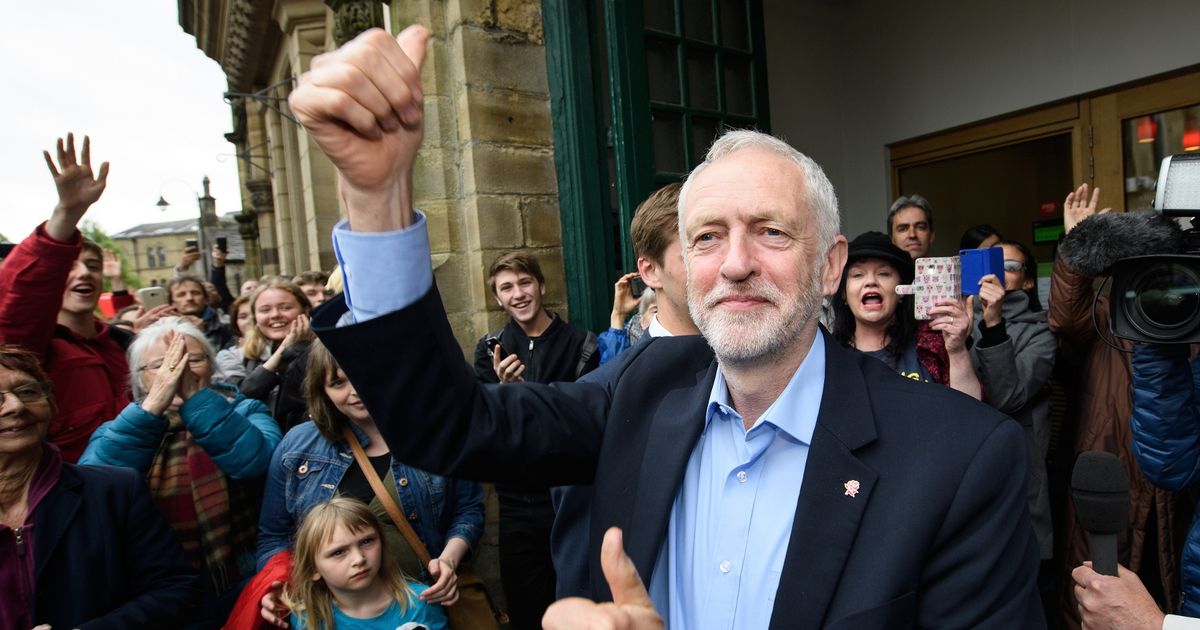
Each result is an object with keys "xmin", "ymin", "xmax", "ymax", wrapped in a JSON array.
[
  {"xmin": 393, "ymin": 0, "xmax": 564, "ymax": 356},
  {"xmin": 389, "ymin": 0, "xmax": 562, "ymax": 615}
]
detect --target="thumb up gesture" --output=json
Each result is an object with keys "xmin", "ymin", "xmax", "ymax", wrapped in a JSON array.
[
  {"xmin": 289, "ymin": 25, "xmax": 431, "ymax": 232},
  {"xmin": 542, "ymin": 527, "xmax": 664, "ymax": 630}
]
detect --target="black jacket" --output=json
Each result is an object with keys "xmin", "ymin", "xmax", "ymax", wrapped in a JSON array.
[
  {"xmin": 33, "ymin": 463, "xmax": 200, "ymax": 629},
  {"xmin": 313, "ymin": 287, "xmax": 1043, "ymax": 629},
  {"xmin": 472, "ymin": 312, "xmax": 598, "ymax": 385}
]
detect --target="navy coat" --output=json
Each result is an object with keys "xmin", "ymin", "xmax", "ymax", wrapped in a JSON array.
[
  {"xmin": 314, "ymin": 287, "xmax": 1044, "ymax": 629},
  {"xmin": 33, "ymin": 463, "xmax": 200, "ymax": 629}
]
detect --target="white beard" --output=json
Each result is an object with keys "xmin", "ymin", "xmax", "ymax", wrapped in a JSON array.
[{"xmin": 689, "ymin": 268, "xmax": 825, "ymax": 364}]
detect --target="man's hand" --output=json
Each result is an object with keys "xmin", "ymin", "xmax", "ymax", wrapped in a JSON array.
[
  {"xmin": 1072, "ymin": 562, "xmax": 1164, "ymax": 630},
  {"xmin": 179, "ymin": 245, "xmax": 201, "ymax": 271},
  {"xmin": 1064, "ymin": 183, "xmax": 1111, "ymax": 235},
  {"xmin": 611, "ymin": 272, "xmax": 641, "ymax": 329},
  {"xmin": 492, "ymin": 348, "xmax": 526, "ymax": 383},
  {"xmin": 44, "ymin": 133, "xmax": 109, "ymax": 243},
  {"xmin": 260, "ymin": 580, "xmax": 291, "ymax": 628},
  {"xmin": 543, "ymin": 527, "xmax": 664, "ymax": 630},
  {"xmin": 211, "ymin": 244, "xmax": 226, "ymax": 268},
  {"xmin": 289, "ymin": 25, "xmax": 430, "ymax": 232},
  {"xmin": 131, "ymin": 304, "xmax": 179, "ymax": 333},
  {"xmin": 977, "ymin": 274, "xmax": 1005, "ymax": 328},
  {"xmin": 102, "ymin": 249, "xmax": 126, "ymax": 291}
]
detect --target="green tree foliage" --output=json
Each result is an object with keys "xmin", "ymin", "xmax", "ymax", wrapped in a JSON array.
[{"xmin": 80, "ymin": 220, "xmax": 142, "ymax": 291}]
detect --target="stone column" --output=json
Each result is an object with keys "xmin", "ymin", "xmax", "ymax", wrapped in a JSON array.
[
  {"xmin": 327, "ymin": 0, "xmax": 385, "ymax": 45},
  {"xmin": 275, "ymin": 0, "xmax": 341, "ymax": 275}
]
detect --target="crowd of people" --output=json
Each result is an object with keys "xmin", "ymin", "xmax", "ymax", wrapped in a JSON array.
[{"xmin": 3, "ymin": 23, "xmax": 1198, "ymax": 630}]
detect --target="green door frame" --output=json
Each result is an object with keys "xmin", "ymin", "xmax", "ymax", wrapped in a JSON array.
[
  {"xmin": 543, "ymin": 0, "xmax": 616, "ymax": 332},
  {"xmin": 543, "ymin": 0, "xmax": 771, "ymax": 331}
]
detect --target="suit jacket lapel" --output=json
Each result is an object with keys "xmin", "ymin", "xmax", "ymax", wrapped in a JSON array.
[
  {"xmin": 626, "ymin": 360, "xmax": 718, "ymax": 580},
  {"xmin": 34, "ymin": 468, "xmax": 83, "ymax": 581},
  {"xmin": 770, "ymin": 334, "xmax": 879, "ymax": 629}
]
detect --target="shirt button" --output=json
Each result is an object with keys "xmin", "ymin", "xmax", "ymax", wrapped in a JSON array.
[
  {"xmin": 719, "ymin": 560, "xmax": 732, "ymax": 574},
  {"xmin": 297, "ymin": 462, "xmax": 309, "ymax": 474},
  {"xmin": 398, "ymin": 477, "xmax": 409, "ymax": 487},
  {"xmin": 408, "ymin": 512, "xmax": 418, "ymax": 522},
  {"xmin": 736, "ymin": 471, "xmax": 748, "ymax": 483}
]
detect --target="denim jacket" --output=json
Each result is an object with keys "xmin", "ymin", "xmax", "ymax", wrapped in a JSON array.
[{"xmin": 256, "ymin": 420, "xmax": 484, "ymax": 569}]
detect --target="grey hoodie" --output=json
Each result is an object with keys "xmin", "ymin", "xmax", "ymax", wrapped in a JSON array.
[{"xmin": 971, "ymin": 290, "xmax": 1057, "ymax": 559}]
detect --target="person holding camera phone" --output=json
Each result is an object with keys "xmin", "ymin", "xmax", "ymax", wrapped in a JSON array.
[
  {"xmin": 1050, "ymin": 184, "xmax": 1195, "ymax": 628},
  {"xmin": 470, "ymin": 250, "xmax": 598, "ymax": 630},
  {"xmin": 968, "ymin": 239, "xmax": 1057, "ymax": 564}
]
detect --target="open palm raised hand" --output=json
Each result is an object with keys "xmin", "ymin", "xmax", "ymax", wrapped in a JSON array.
[{"xmin": 44, "ymin": 133, "xmax": 109, "ymax": 241}]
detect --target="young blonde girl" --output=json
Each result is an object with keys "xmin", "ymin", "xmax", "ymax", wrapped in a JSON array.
[{"xmin": 284, "ymin": 497, "xmax": 448, "ymax": 630}]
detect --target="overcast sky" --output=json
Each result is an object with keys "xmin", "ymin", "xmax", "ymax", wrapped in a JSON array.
[{"xmin": 0, "ymin": 1, "xmax": 243, "ymax": 242}]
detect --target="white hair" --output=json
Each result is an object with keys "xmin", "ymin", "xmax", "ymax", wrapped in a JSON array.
[
  {"xmin": 127, "ymin": 316, "xmax": 216, "ymax": 399},
  {"xmin": 677, "ymin": 129, "xmax": 840, "ymax": 254}
]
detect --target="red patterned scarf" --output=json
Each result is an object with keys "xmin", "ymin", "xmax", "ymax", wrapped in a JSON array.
[{"xmin": 147, "ymin": 409, "xmax": 258, "ymax": 594}]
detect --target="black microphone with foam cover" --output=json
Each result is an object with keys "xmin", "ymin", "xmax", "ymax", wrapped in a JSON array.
[{"xmin": 1071, "ymin": 451, "xmax": 1130, "ymax": 576}]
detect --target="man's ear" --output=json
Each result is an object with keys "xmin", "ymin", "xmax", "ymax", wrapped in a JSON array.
[
  {"xmin": 637, "ymin": 257, "xmax": 665, "ymax": 290},
  {"xmin": 821, "ymin": 236, "xmax": 849, "ymax": 297},
  {"xmin": 539, "ymin": 282, "xmax": 546, "ymax": 297}
]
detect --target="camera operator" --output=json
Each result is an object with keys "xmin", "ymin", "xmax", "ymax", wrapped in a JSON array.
[
  {"xmin": 1068, "ymin": 339, "xmax": 1200, "ymax": 629},
  {"xmin": 1050, "ymin": 183, "xmax": 1194, "ymax": 627}
]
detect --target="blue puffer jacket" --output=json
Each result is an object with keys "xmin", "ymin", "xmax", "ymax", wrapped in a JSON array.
[
  {"xmin": 79, "ymin": 382, "xmax": 282, "ymax": 480},
  {"xmin": 1130, "ymin": 343, "xmax": 1200, "ymax": 616}
]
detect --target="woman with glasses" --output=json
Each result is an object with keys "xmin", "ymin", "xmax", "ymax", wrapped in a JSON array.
[
  {"xmin": 970, "ymin": 239, "xmax": 1056, "ymax": 561},
  {"xmin": 79, "ymin": 316, "xmax": 282, "ymax": 629},
  {"xmin": 831, "ymin": 232, "xmax": 982, "ymax": 399},
  {"xmin": 0, "ymin": 344, "xmax": 200, "ymax": 628}
]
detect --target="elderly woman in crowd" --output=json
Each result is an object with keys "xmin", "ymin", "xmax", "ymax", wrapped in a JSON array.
[
  {"xmin": 831, "ymin": 231, "xmax": 981, "ymax": 399},
  {"xmin": 256, "ymin": 338, "xmax": 484, "ymax": 625},
  {"xmin": 80, "ymin": 316, "xmax": 281, "ymax": 629},
  {"xmin": 0, "ymin": 344, "xmax": 200, "ymax": 628},
  {"xmin": 236, "ymin": 278, "xmax": 313, "ymax": 430}
]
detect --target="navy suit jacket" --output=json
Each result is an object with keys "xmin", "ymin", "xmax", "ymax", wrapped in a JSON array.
[
  {"xmin": 313, "ymin": 287, "xmax": 1044, "ymax": 629},
  {"xmin": 33, "ymin": 463, "xmax": 200, "ymax": 629}
]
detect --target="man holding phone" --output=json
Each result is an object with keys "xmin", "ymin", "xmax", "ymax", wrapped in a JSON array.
[{"xmin": 470, "ymin": 250, "xmax": 599, "ymax": 630}]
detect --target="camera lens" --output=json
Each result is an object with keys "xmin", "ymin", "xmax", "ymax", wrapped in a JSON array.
[{"xmin": 1128, "ymin": 263, "xmax": 1200, "ymax": 333}]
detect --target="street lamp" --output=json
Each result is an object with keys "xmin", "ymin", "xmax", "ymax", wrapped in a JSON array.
[{"xmin": 157, "ymin": 177, "xmax": 215, "ymax": 276}]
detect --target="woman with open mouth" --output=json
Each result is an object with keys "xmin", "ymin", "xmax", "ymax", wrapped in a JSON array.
[{"xmin": 830, "ymin": 231, "xmax": 981, "ymax": 399}]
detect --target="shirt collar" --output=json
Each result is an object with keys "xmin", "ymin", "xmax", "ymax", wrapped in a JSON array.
[
  {"xmin": 647, "ymin": 314, "xmax": 673, "ymax": 338},
  {"xmin": 705, "ymin": 332, "xmax": 825, "ymax": 445}
]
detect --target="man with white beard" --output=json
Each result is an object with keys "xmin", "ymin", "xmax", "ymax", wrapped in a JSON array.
[{"xmin": 298, "ymin": 26, "xmax": 1043, "ymax": 630}]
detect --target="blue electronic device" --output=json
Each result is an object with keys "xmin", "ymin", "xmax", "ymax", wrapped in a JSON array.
[{"xmin": 959, "ymin": 247, "xmax": 1005, "ymax": 295}]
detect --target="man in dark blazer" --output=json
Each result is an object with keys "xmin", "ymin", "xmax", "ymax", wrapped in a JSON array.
[{"xmin": 292, "ymin": 25, "xmax": 1043, "ymax": 629}]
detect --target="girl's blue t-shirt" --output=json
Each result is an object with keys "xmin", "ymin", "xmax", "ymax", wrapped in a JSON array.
[{"xmin": 290, "ymin": 584, "xmax": 448, "ymax": 630}]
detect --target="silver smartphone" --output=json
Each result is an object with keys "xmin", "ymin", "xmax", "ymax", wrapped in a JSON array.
[{"xmin": 138, "ymin": 286, "xmax": 168, "ymax": 309}]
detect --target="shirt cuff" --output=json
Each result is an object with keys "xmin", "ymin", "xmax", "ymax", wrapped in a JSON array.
[
  {"xmin": 332, "ymin": 212, "xmax": 433, "ymax": 324},
  {"xmin": 1164, "ymin": 614, "xmax": 1200, "ymax": 630}
]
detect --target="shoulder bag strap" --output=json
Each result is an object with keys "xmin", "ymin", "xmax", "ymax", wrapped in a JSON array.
[{"xmin": 341, "ymin": 425, "xmax": 434, "ymax": 568}]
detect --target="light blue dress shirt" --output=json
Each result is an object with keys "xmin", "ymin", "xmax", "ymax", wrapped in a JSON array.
[
  {"xmin": 331, "ymin": 214, "xmax": 432, "ymax": 323},
  {"xmin": 647, "ymin": 335, "xmax": 824, "ymax": 630},
  {"xmin": 335, "ymin": 216, "xmax": 827, "ymax": 628}
]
